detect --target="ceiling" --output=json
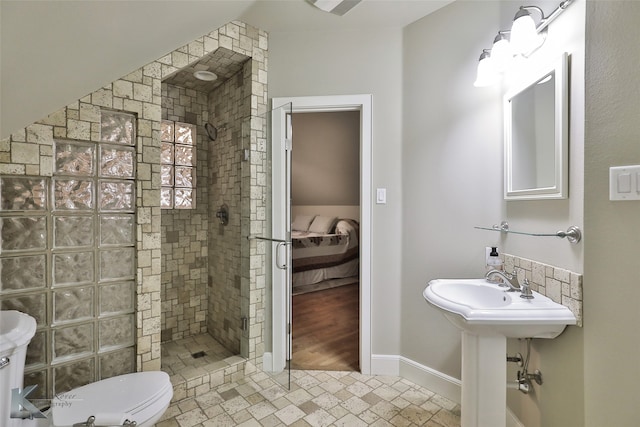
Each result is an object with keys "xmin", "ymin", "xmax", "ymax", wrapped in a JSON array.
[
  {"xmin": 239, "ymin": 0, "xmax": 454, "ymax": 32},
  {"xmin": 0, "ymin": 0, "xmax": 453, "ymax": 138},
  {"xmin": 165, "ymin": 0, "xmax": 454, "ymax": 96}
]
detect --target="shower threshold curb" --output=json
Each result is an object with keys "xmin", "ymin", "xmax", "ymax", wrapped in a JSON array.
[{"xmin": 168, "ymin": 355, "xmax": 250, "ymax": 403}]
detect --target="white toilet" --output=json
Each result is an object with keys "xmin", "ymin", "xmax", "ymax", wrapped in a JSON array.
[
  {"xmin": 0, "ymin": 311, "xmax": 173, "ymax": 427},
  {"xmin": 1, "ymin": 310, "xmax": 37, "ymax": 427},
  {"xmin": 49, "ymin": 371, "xmax": 173, "ymax": 427}
]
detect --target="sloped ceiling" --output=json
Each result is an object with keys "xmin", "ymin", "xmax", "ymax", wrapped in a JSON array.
[{"xmin": 0, "ymin": 0, "xmax": 452, "ymax": 139}]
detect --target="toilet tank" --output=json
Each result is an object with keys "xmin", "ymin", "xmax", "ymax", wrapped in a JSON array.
[{"xmin": 0, "ymin": 310, "xmax": 37, "ymax": 427}]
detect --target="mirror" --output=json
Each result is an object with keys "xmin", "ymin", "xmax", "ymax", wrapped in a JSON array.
[{"xmin": 504, "ymin": 53, "xmax": 568, "ymax": 200}]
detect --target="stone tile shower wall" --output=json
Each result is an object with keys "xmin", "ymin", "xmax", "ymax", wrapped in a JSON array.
[
  {"xmin": 160, "ymin": 85, "xmax": 210, "ymax": 342},
  {"xmin": 207, "ymin": 64, "xmax": 251, "ymax": 355},
  {"xmin": 0, "ymin": 111, "xmax": 137, "ymax": 398},
  {"xmin": 0, "ymin": 20, "xmax": 268, "ymax": 397}
]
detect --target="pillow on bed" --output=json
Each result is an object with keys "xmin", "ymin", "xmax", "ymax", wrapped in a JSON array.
[
  {"xmin": 335, "ymin": 219, "xmax": 356, "ymax": 235},
  {"xmin": 291, "ymin": 215, "xmax": 315, "ymax": 231},
  {"xmin": 308, "ymin": 215, "xmax": 338, "ymax": 234}
]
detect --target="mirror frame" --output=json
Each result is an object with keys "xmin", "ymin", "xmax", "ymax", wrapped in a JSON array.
[{"xmin": 504, "ymin": 52, "xmax": 569, "ymax": 200}]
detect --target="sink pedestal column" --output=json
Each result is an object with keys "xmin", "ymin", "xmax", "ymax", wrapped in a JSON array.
[{"xmin": 461, "ymin": 331, "xmax": 506, "ymax": 427}]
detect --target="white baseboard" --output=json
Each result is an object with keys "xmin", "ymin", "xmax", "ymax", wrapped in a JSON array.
[
  {"xmin": 262, "ymin": 352, "xmax": 273, "ymax": 372},
  {"xmin": 371, "ymin": 354, "xmax": 524, "ymax": 427},
  {"xmin": 371, "ymin": 354, "xmax": 460, "ymax": 402},
  {"xmin": 369, "ymin": 354, "xmax": 400, "ymax": 376}
]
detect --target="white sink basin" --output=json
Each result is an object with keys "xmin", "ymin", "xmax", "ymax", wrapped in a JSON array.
[{"xmin": 424, "ymin": 278, "xmax": 576, "ymax": 338}]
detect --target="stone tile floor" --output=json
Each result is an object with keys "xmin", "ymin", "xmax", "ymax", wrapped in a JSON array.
[{"xmin": 156, "ymin": 369, "xmax": 461, "ymax": 427}]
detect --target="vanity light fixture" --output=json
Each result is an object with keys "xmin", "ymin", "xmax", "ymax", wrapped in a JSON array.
[{"xmin": 473, "ymin": 0, "xmax": 574, "ymax": 87}]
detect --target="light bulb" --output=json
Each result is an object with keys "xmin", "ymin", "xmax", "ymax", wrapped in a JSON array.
[
  {"xmin": 510, "ymin": 9, "xmax": 539, "ymax": 54},
  {"xmin": 491, "ymin": 33, "xmax": 512, "ymax": 72},
  {"xmin": 474, "ymin": 52, "xmax": 498, "ymax": 87}
]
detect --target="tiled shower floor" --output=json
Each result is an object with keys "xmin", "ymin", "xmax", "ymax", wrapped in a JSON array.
[{"xmin": 161, "ymin": 333, "xmax": 243, "ymax": 386}]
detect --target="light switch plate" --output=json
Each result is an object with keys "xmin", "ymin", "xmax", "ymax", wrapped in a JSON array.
[
  {"xmin": 376, "ymin": 188, "xmax": 386, "ymax": 204},
  {"xmin": 610, "ymin": 165, "xmax": 640, "ymax": 200}
]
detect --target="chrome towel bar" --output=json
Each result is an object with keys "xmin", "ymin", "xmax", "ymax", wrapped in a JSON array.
[{"xmin": 475, "ymin": 221, "xmax": 582, "ymax": 244}]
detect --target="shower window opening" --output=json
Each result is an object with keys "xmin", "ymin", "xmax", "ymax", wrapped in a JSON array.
[{"xmin": 161, "ymin": 120, "xmax": 196, "ymax": 209}]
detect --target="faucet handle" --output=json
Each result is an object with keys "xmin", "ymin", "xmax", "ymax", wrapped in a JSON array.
[{"xmin": 520, "ymin": 279, "xmax": 534, "ymax": 299}]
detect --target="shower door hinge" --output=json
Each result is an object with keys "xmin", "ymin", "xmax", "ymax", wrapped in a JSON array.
[
  {"xmin": 241, "ymin": 317, "xmax": 248, "ymax": 332},
  {"xmin": 285, "ymin": 138, "xmax": 292, "ymax": 151}
]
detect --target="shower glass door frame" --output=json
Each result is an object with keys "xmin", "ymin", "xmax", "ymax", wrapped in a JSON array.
[{"xmin": 268, "ymin": 103, "xmax": 293, "ymax": 375}]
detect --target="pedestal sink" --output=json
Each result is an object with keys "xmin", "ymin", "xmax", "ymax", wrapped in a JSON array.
[{"xmin": 423, "ymin": 279, "xmax": 576, "ymax": 427}]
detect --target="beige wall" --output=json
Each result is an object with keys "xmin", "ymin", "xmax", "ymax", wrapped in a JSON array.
[
  {"xmin": 584, "ymin": 1, "xmax": 640, "ymax": 425},
  {"xmin": 291, "ymin": 111, "xmax": 360, "ymax": 206},
  {"xmin": 269, "ymin": 27, "xmax": 404, "ymax": 355},
  {"xmin": 401, "ymin": 0, "xmax": 504, "ymax": 380}
]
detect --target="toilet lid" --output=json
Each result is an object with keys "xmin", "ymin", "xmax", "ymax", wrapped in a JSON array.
[{"xmin": 52, "ymin": 371, "xmax": 171, "ymax": 427}]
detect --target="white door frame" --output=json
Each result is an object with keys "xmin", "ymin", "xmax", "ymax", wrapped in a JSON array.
[{"xmin": 270, "ymin": 94, "xmax": 372, "ymax": 375}]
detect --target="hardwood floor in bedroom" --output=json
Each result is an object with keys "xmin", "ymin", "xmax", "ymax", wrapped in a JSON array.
[{"xmin": 291, "ymin": 282, "xmax": 360, "ymax": 371}]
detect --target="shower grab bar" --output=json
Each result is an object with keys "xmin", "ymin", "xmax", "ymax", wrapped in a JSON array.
[{"xmin": 72, "ymin": 416, "xmax": 137, "ymax": 427}]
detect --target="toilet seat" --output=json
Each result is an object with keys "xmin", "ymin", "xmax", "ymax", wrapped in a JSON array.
[{"xmin": 51, "ymin": 372, "xmax": 172, "ymax": 427}]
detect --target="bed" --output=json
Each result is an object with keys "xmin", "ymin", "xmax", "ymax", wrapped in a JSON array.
[{"xmin": 291, "ymin": 215, "xmax": 359, "ymax": 289}]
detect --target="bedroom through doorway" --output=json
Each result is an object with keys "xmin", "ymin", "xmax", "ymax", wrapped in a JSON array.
[{"xmin": 289, "ymin": 111, "xmax": 361, "ymax": 371}]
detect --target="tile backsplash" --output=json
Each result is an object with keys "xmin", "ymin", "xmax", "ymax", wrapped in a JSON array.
[{"xmin": 503, "ymin": 253, "xmax": 583, "ymax": 327}]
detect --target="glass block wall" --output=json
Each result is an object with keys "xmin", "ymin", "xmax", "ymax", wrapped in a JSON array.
[{"xmin": 0, "ymin": 110, "xmax": 137, "ymax": 398}]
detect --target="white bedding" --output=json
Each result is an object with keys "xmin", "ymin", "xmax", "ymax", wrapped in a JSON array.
[{"xmin": 291, "ymin": 218, "xmax": 359, "ymax": 287}]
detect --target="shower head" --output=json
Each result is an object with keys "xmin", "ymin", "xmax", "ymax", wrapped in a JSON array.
[{"xmin": 204, "ymin": 122, "xmax": 227, "ymax": 141}]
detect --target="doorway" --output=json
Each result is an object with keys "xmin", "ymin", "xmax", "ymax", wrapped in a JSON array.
[
  {"xmin": 289, "ymin": 110, "xmax": 361, "ymax": 370},
  {"xmin": 270, "ymin": 95, "xmax": 372, "ymax": 375}
]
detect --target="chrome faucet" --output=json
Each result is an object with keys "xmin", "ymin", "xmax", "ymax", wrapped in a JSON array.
[
  {"xmin": 485, "ymin": 269, "xmax": 520, "ymax": 290},
  {"xmin": 485, "ymin": 269, "xmax": 534, "ymax": 299}
]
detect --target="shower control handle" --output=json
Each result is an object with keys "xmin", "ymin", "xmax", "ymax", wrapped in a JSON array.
[{"xmin": 216, "ymin": 204, "xmax": 229, "ymax": 226}]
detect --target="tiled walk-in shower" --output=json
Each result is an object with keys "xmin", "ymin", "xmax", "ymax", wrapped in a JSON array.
[{"xmin": 1, "ymin": 20, "xmax": 269, "ymax": 402}]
